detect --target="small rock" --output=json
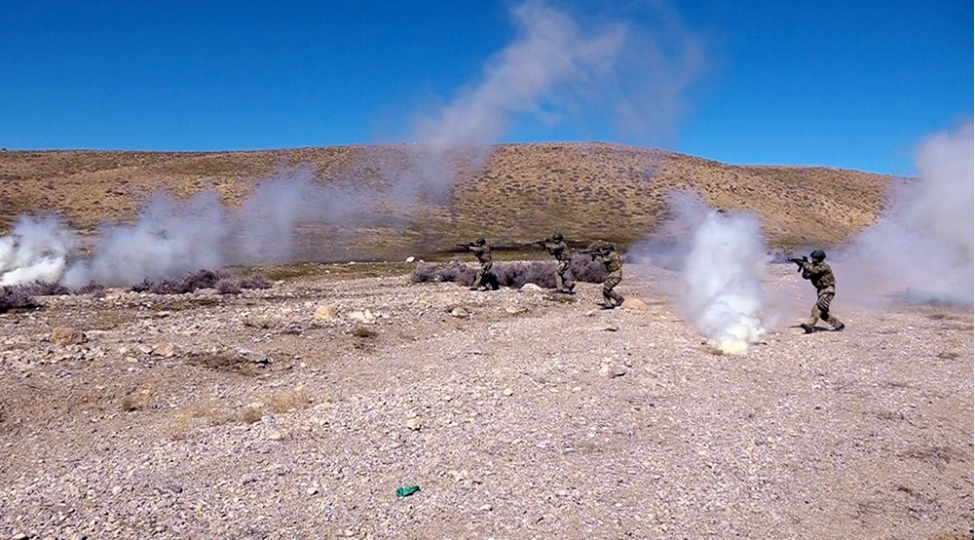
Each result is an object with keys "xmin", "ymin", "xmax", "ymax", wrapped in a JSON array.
[
  {"xmin": 502, "ymin": 388, "xmax": 514, "ymax": 397},
  {"xmin": 406, "ymin": 418, "xmax": 422, "ymax": 431},
  {"xmin": 598, "ymin": 364, "xmax": 626, "ymax": 379},
  {"xmin": 306, "ymin": 486, "xmax": 319, "ymax": 495},
  {"xmin": 347, "ymin": 310, "xmax": 376, "ymax": 324},
  {"xmin": 504, "ymin": 306, "xmax": 527, "ymax": 314},
  {"xmin": 621, "ymin": 298, "xmax": 649, "ymax": 311},
  {"xmin": 267, "ymin": 430, "xmax": 285, "ymax": 441},
  {"xmin": 520, "ymin": 283, "xmax": 544, "ymax": 293},
  {"xmin": 406, "ymin": 256, "xmax": 415, "ymax": 263},
  {"xmin": 450, "ymin": 307, "xmax": 469, "ymax": 318},
  {"xmin": 241, "ymin": 474, "xmax": 258, "ymax": 485},
  {"xmin": 314, "ymin": 305, "xmax": 338, "ymax": 321},
  {"xmin": 152, "ymin": 343, "xmax": 178, "ymax": 357}
]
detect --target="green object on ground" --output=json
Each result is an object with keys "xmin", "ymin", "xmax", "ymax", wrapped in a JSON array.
[{"xmin": 396, "ymin": 485, "xmax": 420, "ymax": 497}]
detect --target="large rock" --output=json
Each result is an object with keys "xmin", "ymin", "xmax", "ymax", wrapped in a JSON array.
[
  {"xmin": 313, "ymin": 305, "xmax": 338, "ymax": 321},
  {"xmin": 621, "ymin": 298, "xmax": 649, "ymax": 311}
]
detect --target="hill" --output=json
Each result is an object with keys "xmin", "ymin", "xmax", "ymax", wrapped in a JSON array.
[{"xmin": 0, "ymin": 144, "xmax": 893, "ymax": 261}]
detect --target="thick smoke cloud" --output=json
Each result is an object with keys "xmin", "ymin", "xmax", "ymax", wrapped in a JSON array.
[
  {"xmin": 838, "ymin": 121, "xmax": 974, "ymax": 306},
  {"xmin": 635, "ymin": 192, "xmax": 771, "ymax": 354},
  {"xmin": 0, "ymin": 215, "xmax": 78, "ymax": 286},
  {"xmin": 0, "ymin": 167, "xmax": 369, "ymax": 289}
]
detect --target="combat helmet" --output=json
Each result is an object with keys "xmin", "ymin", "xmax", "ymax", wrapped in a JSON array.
[
  {"xmin": 552, "ymin": 232, "xmax": 563, "ymax": 241},
  {"xmin": 810, "ymin": 249, "xmax": 826, "ymax": 261},
  {"xmin": 475, "ymin": 237, "xmax": 486, "ymax": 246},
  {"xmin": 604, "ymin": 242, "xmax": 616, "ymax": 252}
]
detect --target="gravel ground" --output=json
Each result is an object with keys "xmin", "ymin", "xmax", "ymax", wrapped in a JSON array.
[{"xmin": 1, "ymin": 262, "xmax": 971, "ymax": 540}]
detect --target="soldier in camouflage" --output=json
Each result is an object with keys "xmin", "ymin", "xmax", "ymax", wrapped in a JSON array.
[
  {"xmin": 592, "ymin": 242, "xmax": 624, "ymax": 309},
  {"xmin": 465, "ymin": 237, "xmax": 493, "ymax": 291},
  {"xmin": 539, "ymin": 232, "xmax": 575, "ymax": 294},
  {"xmin": 795, "ymin": 249, "xmax": 845, "ymax": 333}
]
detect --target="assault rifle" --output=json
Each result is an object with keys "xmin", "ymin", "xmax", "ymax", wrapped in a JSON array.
[
  {"xmin": 788, "ymin": 255, "xmax": 808, "ymax": 273},
  {"xmin": 581, "ymin": 246, "xmax": 606, "ymax": 261},
  {"xmin": 456, "ymin": 243, "xmax": 472, "ymax": 251}
]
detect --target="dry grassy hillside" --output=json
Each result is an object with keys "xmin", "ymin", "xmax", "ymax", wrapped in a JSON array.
[{"xmin": 0, "ymin": 144, "xmax": 893, "ymax": 260}]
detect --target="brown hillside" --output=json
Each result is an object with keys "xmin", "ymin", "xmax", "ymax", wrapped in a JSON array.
[{"xmin": 0, "ymin": 144, "xmax": 893, "ymax": 260}]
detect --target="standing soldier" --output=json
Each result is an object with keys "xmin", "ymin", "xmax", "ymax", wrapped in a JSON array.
[
  {"xmin": 591, "ymin": 242, "xmax": 624, "ymax": 309},
  {"xmin": 791, "ymin": 249, "xmax": 845, "ymax": 333},
  {"xmin": 537, "ymin": 232, "xmax": 575, "ymax": 294},
  {"xmin": 461, "ymin": 237, "xmax": 493, "ymax": 291}
]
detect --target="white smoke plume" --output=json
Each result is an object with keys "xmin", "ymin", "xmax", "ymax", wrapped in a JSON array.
[
  {"xmin": 638, "ymin": 192, "xmax": 771, "ymax": 355},
  {"xmin": 405, "ymin": 0, "xmax": 704, "ymax": 197},
  {"xmin": 0, "ymin": 166, "xmax": 370, "ymax": 289},
  {"xmin": 838, "ymin": 121, "xmax": 974, "ymax": 306},
  {"xmin": 0, "ymin": 215, "xmax": 78, "ymax": 286}
]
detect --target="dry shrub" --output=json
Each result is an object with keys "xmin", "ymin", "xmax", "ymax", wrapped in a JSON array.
[
  {"xmin": 0, "ymin": 286, "xmax": 39, "ymax": 313},
  {"xmin": 216, "ymin": 278, "xmax": 242, "ymax": 295},
  {"xmin": 75, "ymin": 281, "xmax": 106, "ymax": 296},
  {"xmin": 17, "ymin": 280, "xmax": 69, "ymax": 296},
  {"xmin": 240, "ymin": 274, "xmax": 272, "ymax": 290},
  {"xmin": 266, "ymin": 386, "xmax": 310, "ymax": 414},
  {"xmin": 412, "ymin": 256, "xmax": 607, "ymax": 290}
]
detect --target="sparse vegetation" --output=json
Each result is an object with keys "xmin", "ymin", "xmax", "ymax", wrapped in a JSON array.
[{"xmin": 0, "ymin": 285, "xmax": 40, "ymax": 313}]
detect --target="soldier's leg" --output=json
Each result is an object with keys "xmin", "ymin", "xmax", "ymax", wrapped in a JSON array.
[
  {"xmin": 602, "ymin": 273, "xmax": 622, "ymax": 306},
  {"xmin": 471, "ymin": 267, "xmax": 484, "ymax": 290},
  {"xmin": 554, "ymin": 268, "xmax": 565, "ymax": 291},
  {"xmin": 816, "ymin": 292, "xmax": 844, "ymax": 329},
  {"xmin": 807, "ymin": 303, "xmax": 822, "ymax": 327}
]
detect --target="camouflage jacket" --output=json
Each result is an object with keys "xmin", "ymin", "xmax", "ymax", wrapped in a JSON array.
[
  {"xmin": 801, "ymin": 261, "xmax": 836, "ymax": 291},
  {"xmin": 598, "ymin": 251, "xmax": 623, "ymax": 274},
  {"xmin": 542, "ymin": 240, "xmax": 570, "ymax": 262},
  {"xmin": 470, "ymin": 244, "xmax": 492, "ymax": 265}
]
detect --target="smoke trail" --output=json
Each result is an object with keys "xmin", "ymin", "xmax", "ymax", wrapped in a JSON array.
[
  {"xmin": 0, "ymin": 215, "xmax": 78, "ymax": 286},
  {"xmin": 636, "ymin": 192, "xmax": 770, "ymax": 354},
  {"xmin": 405, "ymin": 0, "xmax": 704, "ymax": 197},
  {"xmin": 839, "ymin": 121, "xmax": 974, "ymax": 306}
]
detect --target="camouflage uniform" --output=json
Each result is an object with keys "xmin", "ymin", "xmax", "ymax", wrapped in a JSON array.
[
  {"xmin": 799, "ymin": 260, "xmax": 844, "ymax": 331},
  {"xmin": 469, "ymin": 242, "xmax": 493, "ymax": 291},
  {"xmin": 596, "ymin": 247, "xmax": 624, "ymax": 308},
  {"xmin": 541, "ymin": 239, "xmax": 573, "ymax": 292}
]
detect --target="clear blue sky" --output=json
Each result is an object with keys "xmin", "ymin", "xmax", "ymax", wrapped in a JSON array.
[{"xmin": 1, "ymin": 0, "xmax": 970, "ymax": 176}]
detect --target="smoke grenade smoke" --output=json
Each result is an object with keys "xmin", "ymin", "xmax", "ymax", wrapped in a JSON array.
[
  {"xmin": 0, "ymin": 166, "xmax": 370, "ymax": 289},
  {"xmin": 0, "ymin": 215, "xmax": 78, "ymax": 286},
  {"xmin": 840, "ymin": 121, "xmax": 974, "ymax": 306},
  {"xmin": 644, "ymin": 193, "xmax": 770, "ymax": 355}
]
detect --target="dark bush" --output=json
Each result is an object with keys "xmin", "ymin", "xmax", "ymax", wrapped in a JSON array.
[
  {"xmin": 18, "ymin": 280, "xmax": 69, "ymax": 296},
  {"xmin": 0, "ymin": 286, "xmax": 39, "ymax": 313},
  {"xmin": 216, "ymin": 278, "xmax": 242, "ymax": 295},
  {"xmin": 75, "ymin": 281, "xmax": 106, "ymax": 296},
  {"xmin": 568, "ymin": 254, "xmax": 609, "ymax": 283},
  {"xmin": 411, "ymin": 257, "xmax": 609, "ymax": 290},
  {"xmin": 240, "ymin": 274, "xmax": 272, "ymax": 290}
]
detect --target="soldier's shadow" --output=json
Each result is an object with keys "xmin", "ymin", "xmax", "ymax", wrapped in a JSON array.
[{"xmin": 792, "ymin": 324, "xmax": 832, "ymax": 333}]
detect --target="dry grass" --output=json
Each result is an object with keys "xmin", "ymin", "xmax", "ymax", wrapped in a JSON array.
[{"xmin": 0, "ymin": 144, "xmax": 894, "ymax": 261}]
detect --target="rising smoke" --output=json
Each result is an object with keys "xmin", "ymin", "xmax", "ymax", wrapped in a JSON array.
[
  {"xmin": 404, "ymin": 0, "xmax": 704, "ymax": 198},
  {"xmin": 637, "ymin": 192, "xmax": 771, "ymax": 355},
  {"xmin": 0, "ymin": 166, "xmax": 370, "ymax": 289},
  {"xmin": 838, "ymin": 121, "xmax": 974, "ymax": 306}
]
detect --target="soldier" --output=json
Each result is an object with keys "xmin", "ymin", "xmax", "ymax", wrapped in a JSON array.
[
  {"xmin": 462, "ymin": 237, "xmax": 493, "ymax": 291},
  {"xmin": 537, "ymin": 232, "xmax": 575, "ymax": 294},
  {"xmin": 792, "ymin": 249, "xmax": 845, "ymax": 333},
  {"xmin": 591, "ymin": 242, "xmax": 624, "ymax": 309}
]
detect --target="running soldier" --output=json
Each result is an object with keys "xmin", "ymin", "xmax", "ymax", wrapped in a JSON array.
[
  {"xmin": 462, "ymin": 237, "xmax": 493, "ymax": 291},
  {"xmin": 791, "ymin": 249, "xmax": 845, "ymax": 333},
  {"xmin": 537, "ymin": 232, "xmax": 575, "ymax": 294},
  {"xmin": 591, "ymin": 242, "xmax": 624, "ymax": 309}
]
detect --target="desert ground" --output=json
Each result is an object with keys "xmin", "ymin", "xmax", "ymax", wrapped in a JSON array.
[
  {"xmin": 0, "ymin": 260, "xmax": 971, "ymax": 540},
  {"xmin": 0, "ymin": 144, "xmax": 971, "ymax": 539}
]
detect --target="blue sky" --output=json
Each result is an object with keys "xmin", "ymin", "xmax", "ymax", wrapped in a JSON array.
[{"xmin": 1, "ymin": 0, "xmax": 970, "ymax": 176}]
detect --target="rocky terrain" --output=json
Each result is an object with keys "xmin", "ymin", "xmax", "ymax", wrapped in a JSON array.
[{"xmin": 1, "ymin": 261, "xmax": 971, "ymax": 539}]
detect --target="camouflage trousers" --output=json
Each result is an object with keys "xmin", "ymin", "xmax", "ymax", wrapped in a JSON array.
[
  {"xmin": 808, "ymin": 287, "xmax": 843, "ymax": 329},
  {"xmin": 602, "ymin": 270, "xmax": 623, "ymax": 303},
  {"xmin": 555, "ymin": 259, "xmax": 571, "ymax": 291},
  {"xmin": 472, "ymin": 261, "xmax": 493, "ymax": 290}
]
